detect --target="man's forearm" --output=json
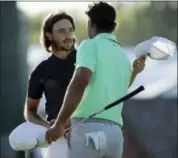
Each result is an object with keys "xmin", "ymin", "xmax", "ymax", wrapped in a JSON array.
[
  {"xmin": 25, "ymin": 111, "xmax": 49, "ymax": 128},
  {"xmin": 55, "ymin": 79, "xmax": 86, "ymax": 126},
  {"xmin": 129, "ymin": 70, "xmax": 138, "ymax": 87}
]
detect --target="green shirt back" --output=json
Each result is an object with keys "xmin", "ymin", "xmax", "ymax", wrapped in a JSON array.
[{"xmin": 72, "ymin": 33, "xmax": 131, "ymax": 126}]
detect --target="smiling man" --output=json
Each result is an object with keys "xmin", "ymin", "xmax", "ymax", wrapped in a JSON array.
[{"xmin": 24, "ymin": 11, "xmax": 76, "ymax": 158}]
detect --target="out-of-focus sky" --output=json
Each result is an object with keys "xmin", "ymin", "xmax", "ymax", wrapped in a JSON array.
[
  {"xmin": 16, "ymin": 2, "xmax": 143, "ymax": 17},
  {"xmin": 17, "ymin": 2, "xmax": 90, "ymax": 15},
  {"xmin": 18, "ymin": 1, "xmax": 177, "ymax": 16}
]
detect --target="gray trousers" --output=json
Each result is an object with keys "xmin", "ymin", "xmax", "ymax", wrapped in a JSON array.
[{"xmin": 66, "ymin": 118, "xmax": 123, "ymax": 158}]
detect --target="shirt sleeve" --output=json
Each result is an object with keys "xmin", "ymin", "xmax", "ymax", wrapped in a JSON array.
[
  {"xmin": 75, "ymin": 39, "xmax": 97, "ymax": 72},
  {"xmin": 27, "ymin": 63, "xmax": 44, "ymax": 99}
]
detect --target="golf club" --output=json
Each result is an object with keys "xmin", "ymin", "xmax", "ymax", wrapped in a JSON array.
[{"xmin": 66, "ymin": 85, "xmax": 145, "ymax": 132}]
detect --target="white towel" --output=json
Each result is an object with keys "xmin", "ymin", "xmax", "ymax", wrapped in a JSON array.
[{"xmin": 41, "ymin": 137, "xmax": 68, "ymax": 158}]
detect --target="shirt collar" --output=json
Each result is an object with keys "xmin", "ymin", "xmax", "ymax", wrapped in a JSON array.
[{"xmin": 94, "ymin": 33, "xmax": 117, "ymax": 43}]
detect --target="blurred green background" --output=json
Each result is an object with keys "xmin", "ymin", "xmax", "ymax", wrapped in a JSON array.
[{"xmin": 25, "ymin": 2, "xmax": 177, "ymax": 46}]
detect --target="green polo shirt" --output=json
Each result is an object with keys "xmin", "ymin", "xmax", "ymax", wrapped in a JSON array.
[{"xmin": 72, "ymin": 33, "xmax": 131, "ymax": 127}]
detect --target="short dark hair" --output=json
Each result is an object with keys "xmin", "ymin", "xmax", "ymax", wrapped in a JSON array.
[
  {"xmin": 40, "ymin": 11, "xmax": 75, "ymax": 52},
  {"xmin": 86, "ymin": 2, "xmax": 117, "ymax": 33}
]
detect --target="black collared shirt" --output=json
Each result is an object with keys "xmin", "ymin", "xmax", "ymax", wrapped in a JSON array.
[{"xmin": 28, "ymin": 49, "xmax": 76, "ymax": 121}]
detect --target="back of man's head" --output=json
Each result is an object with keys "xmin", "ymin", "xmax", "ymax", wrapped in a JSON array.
[{"xmin": 86, "ymin": 2, "xmax": 117, "ymax": 33}]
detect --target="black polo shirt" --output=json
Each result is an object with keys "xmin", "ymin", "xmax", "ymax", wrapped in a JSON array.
[{"xmin": 28, "ymin": 49, "xmax": 76, "ymax": 121}]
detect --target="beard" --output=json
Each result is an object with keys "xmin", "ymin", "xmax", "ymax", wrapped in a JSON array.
[{"xmin": 51, "ymin": 38, "xmax": 73, "ymax": 52}]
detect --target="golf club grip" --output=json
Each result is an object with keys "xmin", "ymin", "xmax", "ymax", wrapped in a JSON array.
[{"xmin": 104, "ymin": 85, "xmax": 144, "ymax": 110}]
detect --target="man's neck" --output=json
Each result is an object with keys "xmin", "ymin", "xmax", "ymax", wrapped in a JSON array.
[{"xmin": 53, "ymin": 50, "xmax": 71, "ymax": 60}]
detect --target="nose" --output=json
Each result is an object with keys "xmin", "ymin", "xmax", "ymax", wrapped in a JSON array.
[{"xmin": 65, "ymin": 30, "xmax": 73, "ymax": 39}]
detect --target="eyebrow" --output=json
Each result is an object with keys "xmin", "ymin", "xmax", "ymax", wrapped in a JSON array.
[{"xmin": 58, "ymin": 27, "xmax": 74, "ymax": 30}]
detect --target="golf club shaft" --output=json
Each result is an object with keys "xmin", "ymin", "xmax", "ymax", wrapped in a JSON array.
[
  {"xmin": 104, "ymin": 85, "xmax": 144, "ymax": 110},
  {"xmin": 66, "ymin": 85, "xmax": 144, "ymax": 132}
]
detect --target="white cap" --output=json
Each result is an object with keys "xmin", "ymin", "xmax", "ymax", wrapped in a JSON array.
[
  {"xmin": 9, "ymin": 122, "xmax": 49, "ymax": 151},
  {"xmin": 134, "ymin": 36, "xmax": 176, "ymax": 60}
]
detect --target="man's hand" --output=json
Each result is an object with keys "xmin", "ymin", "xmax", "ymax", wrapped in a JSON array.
[
  {"xmin": 129, "ymin": 56, "xmax": 147, "ymax": 87},
  {"xmin": 132, "ymin": 56, "xmax": 146, "ymax": 74},
  {"xmin": 45, "ymin": 123, "xmax": 65, "ymax": 144},
  {"xmin": 47, "ymin": 119, "xmax": 56, "ymax": 128}
]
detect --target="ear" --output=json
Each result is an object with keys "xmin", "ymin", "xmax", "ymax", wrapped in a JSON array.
[
  {"xmin": 90, "ymin": 21, "xmax": 95, "ymax": 29},
  {"xmin": 46, "ymin": 32, "xmax": 52, "ymax": 41},
  {"xmin": 87, "ymin": 19, "xmax": 93, "ymax": 29}
]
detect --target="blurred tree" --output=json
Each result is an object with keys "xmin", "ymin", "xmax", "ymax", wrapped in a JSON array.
[
  {"xmin": 27, "ymin": 13, "xmax": 45, "ymax": 44},
  {"xmin": 148, "ymin": 2, "xmax": 177, "ymax": 43},
  {"xmin": 74, "ymin": 21, "xmax": 88, "ymax": 44},
  {"xmin": 27, "ymin": 2, "xmax": 177, "ymax": 46},
  {"xmin": 116, "ymin": 1, "xmax": 177, "ymax": 45},
  {"xmin": 115, "ymin": 9, "xmax": 138, "ymax": 45},
  {"xmin": 0, "ymin": 1, "xmax": 28, "ymax": 157}
]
